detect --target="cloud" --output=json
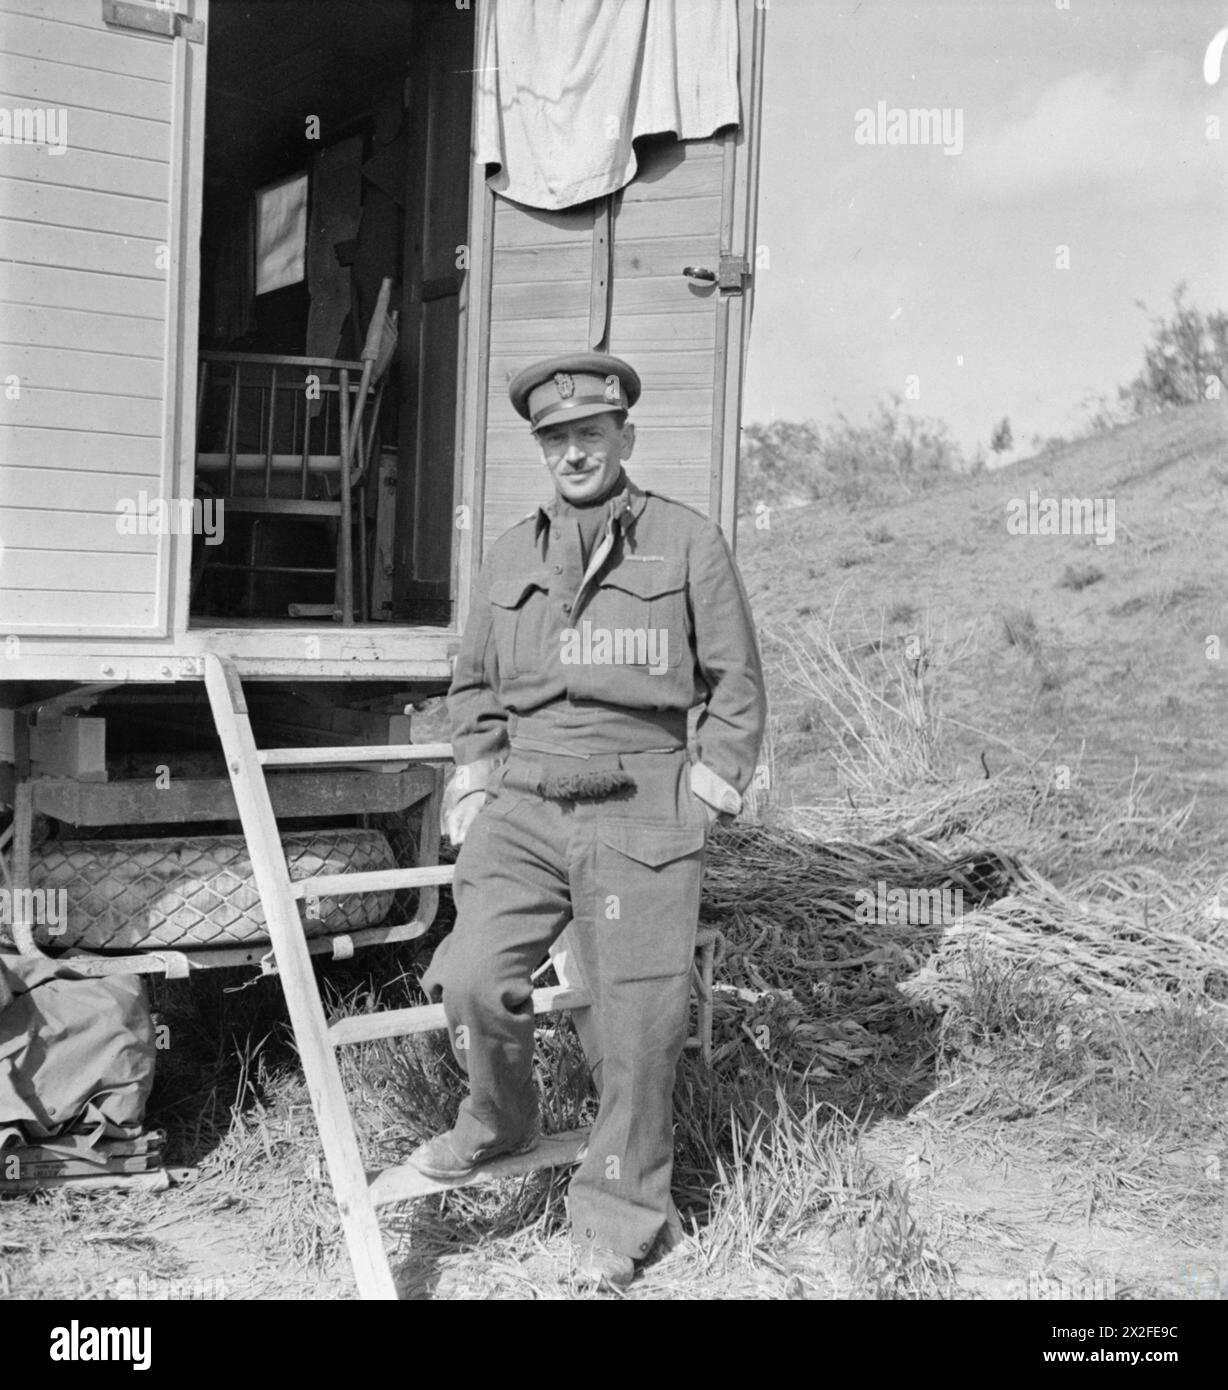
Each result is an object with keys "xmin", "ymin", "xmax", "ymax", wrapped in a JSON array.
[{"xmin": 958, "ymin": 55, "xmax": 1228, "ymax": 205}]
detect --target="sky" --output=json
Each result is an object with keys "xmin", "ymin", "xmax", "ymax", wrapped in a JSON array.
[{"xmin": 741, "ymin": 0, "xmax": 1228, "ymax": 456}]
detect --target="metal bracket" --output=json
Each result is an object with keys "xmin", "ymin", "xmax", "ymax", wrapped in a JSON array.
[
  {"xmin": 718, "ymin": 253, "xmax": 751, "ymax": 295},
  {"xmin": 588, "ymin": 196, "xmax": 614, "ymax": 351},
  {"xmin": 102, "ymin": 1, "xmax": 205, "ymax": 42}
]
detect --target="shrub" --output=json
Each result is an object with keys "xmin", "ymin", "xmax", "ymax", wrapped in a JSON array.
[
  {"xmin": 1057, "ymin": 562, "xmax": 1104, "ymax": 592},
  {"xmin": 999, "ymin": 606, "xmax": 1040, "ymax": 655},
  {"xmin": 739, "ymin": 396, "xmax": 966, "ymax": 514},
  {"xmin": 1121, "ymin": 283, "xmax": 1228, "ymax": 414},
  {"xmin": 989, "ymin": 417, "xmax": 1013, "ymax": 456}
]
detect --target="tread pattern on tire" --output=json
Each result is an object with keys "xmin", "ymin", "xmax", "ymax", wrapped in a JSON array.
[{"xmin": 17, "ymin": 828, "xmax": 396, "ymax": 951}]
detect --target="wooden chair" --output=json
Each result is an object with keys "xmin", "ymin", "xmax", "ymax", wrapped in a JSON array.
[{"xmin": 195, "ymin": 279, "xmax": 395, "ymax": 624}]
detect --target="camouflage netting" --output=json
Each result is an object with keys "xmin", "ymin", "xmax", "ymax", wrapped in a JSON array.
[{"xmin": 696, "ymin": 823, "xmax": 1020, "ymax": 1075}]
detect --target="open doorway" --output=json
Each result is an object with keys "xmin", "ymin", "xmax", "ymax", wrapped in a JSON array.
[{"xmin": 189, "ymin": 0, "xmax": 472, "ymax": 628}]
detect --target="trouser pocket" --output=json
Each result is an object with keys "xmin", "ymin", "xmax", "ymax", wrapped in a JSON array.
[{"xmin": 593, "ymin": 818, "xmax": 705, "ymax": 982}]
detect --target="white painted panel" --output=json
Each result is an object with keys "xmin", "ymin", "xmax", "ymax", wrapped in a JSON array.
[
  {"xmin": 0, "ymin": 142, "xmax": 170, "ymax": 200},
  {"xmin": 0, "ymin": 261, "xmax": 166, "ymax": 318},
  {"xmin": 1, "ymin": 386, "xmax": 161, "ymax": 435},
  {"xmin": 0, "ymin": 463, "xmax": 162, "ymax": 517},
  {"xmin": 0, "ymin": 547, "xmax": 158, "ymax": 593},
  {"xmin": 0, "ymin": 428, "xmax": 161, "ymax": 478},
  {"xmin": 2, "ymin": 51, "xmax": 171, "ymax": 121},
  {"xmin": 0, "ymin": 0, "xmax": 203, "ymax": 638},
  {"xmin": 1, "ymin": 343, "xmax": 162, "ymax": 397},
  {"xmin": 0, "ymin": 218, "xmax": 166, "ymax": 281},
  {"xmin": 0, "ymin": 506, "xmax": 160, "ymax": 552},
  {"xmin": 0, "ymin": 0, "xmax": 103, "ymax": 19},
  {"xmin": 0, "ymin": 10, "xmax": 173, "ymax": 82},
  {"xmin": 0, "ymin": 90, "xmax": 170, "ymax": 159},
  {"xmin": 0, "ymin": 176, "xmax": 169, "ymax": 239},
  {"xmin": 0, "ymin": 587, "xmax": 157, "ymax": 629}
]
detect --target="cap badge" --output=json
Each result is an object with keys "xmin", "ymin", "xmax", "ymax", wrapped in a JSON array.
[
  {"xmin": 553, "ymin": 371, "xmax": 575, "ymax": 399},
  {"xmin": 604, "ymin": 374, "xmax": 621, "ymax": 405}
]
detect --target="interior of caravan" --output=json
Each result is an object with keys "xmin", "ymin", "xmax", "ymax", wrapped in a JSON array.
[{"xmin": 189, "ymin": 0, "xmax": 472, "ymax": 628}]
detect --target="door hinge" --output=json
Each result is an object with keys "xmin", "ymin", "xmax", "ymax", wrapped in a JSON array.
[
  {"xmin": 102, "ymin": 1, "xmax": 205, "ymax": 42},
  {"xmin": 718, "ymin": 253, "xmax": 751, "ymax": 295}
]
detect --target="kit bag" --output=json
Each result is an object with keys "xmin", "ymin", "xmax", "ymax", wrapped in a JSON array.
[{"xmin": 0, "ymin": 953, "xmax": 156, "ymax": 1149}]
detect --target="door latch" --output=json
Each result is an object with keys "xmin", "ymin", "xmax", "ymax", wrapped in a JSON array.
[
  {"xmin": 680, "ymin": 255, "xmax": 750, "ymax": 294},
  {"xmin": 717, "ymin": 253, "xmax": 751, "ymax": 294}
]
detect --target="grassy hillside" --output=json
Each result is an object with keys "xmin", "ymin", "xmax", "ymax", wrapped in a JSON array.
[
  {"xmin": 4, "ymin": 405, "xmax": 1224, "ymax": 1305},
  {"xmin": 738, "ymin": 401, "xmax": 1228, "ymax": 856}
]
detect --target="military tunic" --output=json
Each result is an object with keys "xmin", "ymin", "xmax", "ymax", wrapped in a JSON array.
[{"xmin": 422, "ymin": 473, "xmax": 766, "ymax": 1258}]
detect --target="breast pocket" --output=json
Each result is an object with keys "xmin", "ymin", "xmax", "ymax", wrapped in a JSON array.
[
  {"xmin": 488, "ymin": 571, "xmax": 553, "ymax": 680},
  {"xmin": 591, "ymin": 560, "xmax": 687, "ymax": 670}
]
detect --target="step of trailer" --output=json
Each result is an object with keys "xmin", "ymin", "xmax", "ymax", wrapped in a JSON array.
[
  {"xmin": 291, "ymin": 863, "xmax": 454, "ymax": 899},
  {"xmin": 328, "ymin": 983, "xmax": 592, "ymax": 1046},
  {"xmin": 257, "ymin": 743, "xmax": 454, "ymax": 767},
  {"xmin": 368, "ymin": 1128, "xmax": 590, "ymax": 1206}
]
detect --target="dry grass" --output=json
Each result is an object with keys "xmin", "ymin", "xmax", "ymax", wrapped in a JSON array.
[
  {"xmin": 4, "ymin": 792, "xmax": 1223, "ymax": 1298},
  {"xmin": 899, "ymin": 864, "xmax": 1228, "ymax": 1015},
  {"xmin": 776, "ymin": 600, "xmax": 972, "ymax": 793},
  {"xmin": 4, "ymin": 571, "xmax": 1226, "ymax": 1299}
]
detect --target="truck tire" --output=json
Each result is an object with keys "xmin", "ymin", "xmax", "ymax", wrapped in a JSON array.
[{"xmin": 20, "ymin": 828, "xmax": 396, "ymax": 951}]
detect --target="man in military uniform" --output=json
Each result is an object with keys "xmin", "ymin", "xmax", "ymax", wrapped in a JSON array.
[{"xmin": 412, "ymin": 352, "xmax": 766, "ymax": 1289}]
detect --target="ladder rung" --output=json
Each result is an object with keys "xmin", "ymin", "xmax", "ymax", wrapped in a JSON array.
[
  {"xmin": 259, "ymin": 743, "xmax": 454, "ymax": 767},
  {"xmin": 293, "ymin": 864, "xmax": 454, "ymax": 899},
  {"xmin": 368, "ymin": 1128, "xmax": 590, "ymax": 1206},
  {"xmin": 328, "ymin": 984, "xmax": 592, "ymax": 1046}
]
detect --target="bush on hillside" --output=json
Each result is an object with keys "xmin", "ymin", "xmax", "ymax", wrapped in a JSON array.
[
  {"xmin": 990, "ymin": 417, "xmax": 1013, "ymax": 456},
  {"xmin": 739, "ymin": 396, "xmax": 965, "ymax": 514},
  {"xmin": 1121, "ymin": 283, "xmax": 1227, "ymax": 414}
]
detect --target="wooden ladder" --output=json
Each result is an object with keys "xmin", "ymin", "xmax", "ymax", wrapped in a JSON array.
[{"xmin": 202, "ymin": 655, "xmax": 599, "ymax": 1299}]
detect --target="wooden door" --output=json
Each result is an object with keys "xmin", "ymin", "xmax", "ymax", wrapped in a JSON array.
[
  {"xmin": 455, "ymin": 0, "xmax": 766, "ymax": 628},
  {"xmin": 392, "ymin": 1, "xmax": 473, "ymax": 623}
]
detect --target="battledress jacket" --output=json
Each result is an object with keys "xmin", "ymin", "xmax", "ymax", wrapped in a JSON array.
[{"xmin": 446, "ymin": 475, "xmax": 767, "ymax": 813}]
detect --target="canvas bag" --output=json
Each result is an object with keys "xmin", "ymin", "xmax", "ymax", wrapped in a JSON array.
[{"xmin": 0, "ymin": 953, "xmax": 156, "ymax": 1149}]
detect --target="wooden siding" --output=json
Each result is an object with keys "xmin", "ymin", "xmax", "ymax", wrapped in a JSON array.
[
  {"xmin": 480, "ymin": 138, "xmax": 725, "ymax": 548},
  {"xmin": 0, "ymin": 0, "xmax": 183, "ymax": 635}
]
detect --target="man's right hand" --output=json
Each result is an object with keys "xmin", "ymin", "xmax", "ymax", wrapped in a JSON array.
[{"xmin": 444, "ymin": 790, "xmax": 487, "ymax": 846}]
